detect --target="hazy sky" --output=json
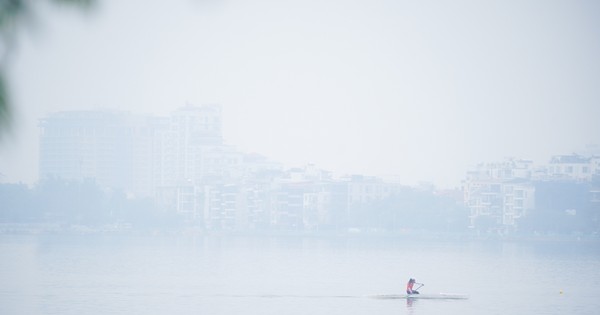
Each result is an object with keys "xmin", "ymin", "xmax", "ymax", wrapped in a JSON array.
[{"xmin": 1, "ymin": 0, "xmax": 599, "ymax": 188}]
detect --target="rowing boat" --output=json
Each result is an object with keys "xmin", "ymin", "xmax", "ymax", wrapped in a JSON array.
[{"xmin": 370, "ymin": 293, "xmax": 468, "ymax": 300}]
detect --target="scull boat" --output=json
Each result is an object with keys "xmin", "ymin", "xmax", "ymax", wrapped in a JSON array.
[{"xmin": 370, "ymin": 293, "xmax": 468, "ymax": 300}]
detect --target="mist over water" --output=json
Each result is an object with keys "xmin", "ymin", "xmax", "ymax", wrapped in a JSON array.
[
  {"xmin": 1, "ymin": 234, "xmax": 599, "ymax": 315},
  {"xmin": 1, "ymin": 1, "xmax": 599, "ymax": 314}
]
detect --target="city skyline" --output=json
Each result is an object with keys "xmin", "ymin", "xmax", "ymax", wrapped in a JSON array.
[
  {"xmin": 5, "ymin": 105, "xmax": 599, "ymax": 233},
  {"xmin": 4, "ymin": 105, "xmax": 599, "ymax": 190},
  {"xmin": 1, "ymin": 0, "xmax": 599, "ymax": 188},
  {"xmin": 32, "ymin": 106, "xmax": 600, "ymax": 189}
]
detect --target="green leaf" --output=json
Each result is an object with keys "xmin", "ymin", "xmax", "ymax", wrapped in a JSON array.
[{"xmin": 0, "ymin": 72, "xmax": 10, "ymax": 137}]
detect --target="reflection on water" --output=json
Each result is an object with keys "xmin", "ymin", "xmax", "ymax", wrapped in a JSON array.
[
  {"xmin": 406, "ymin": 297, "xmax": 415, "ymax": 309},
  {"xmin": 0, "ymin": 234, "xmax": 599, "ymax": 315}
]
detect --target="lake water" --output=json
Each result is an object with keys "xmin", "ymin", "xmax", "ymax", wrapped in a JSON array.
[{"xmin": 1, "ymin": 233, "xmax": 599, "ymax": 315}]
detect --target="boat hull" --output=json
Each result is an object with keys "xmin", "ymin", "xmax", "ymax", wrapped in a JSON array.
[{"xmin": 370, "ymin": 293, "xmax": 468, "ymax": 300}]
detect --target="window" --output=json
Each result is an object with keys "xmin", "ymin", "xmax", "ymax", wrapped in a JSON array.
[{"xmin": 515, "ymin": 190, "xmax": 524, "ymax": 198}]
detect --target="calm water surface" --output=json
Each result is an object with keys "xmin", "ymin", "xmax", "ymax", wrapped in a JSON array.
[{"xmin": 1, "ymin": 234, "xmax": 599, "ymax": 315}]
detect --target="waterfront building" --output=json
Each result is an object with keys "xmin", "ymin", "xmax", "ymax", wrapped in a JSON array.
[
  {"xmin": 39, "ymin": 110, "xmax": 143, "ymax": 193},
  {"xmin": 545, "ymin": 154, "xmax": 594, "ymax": 181},
  {"xmin": 346, "ymin": 175, "xmax": 403, "ymax": 205},
  {"xmin": 154, "ymin": 105, "xmax": 223, "ymax": 189},
  {"xmin": 39, "ymin": 105, "xmax": 225, "ymax": 201},
  {"xmin": 152, "ymin": 105, "xmax": 227, "ymax": 219},
  {"xmin": 302, "ymin": 180, "xmax": 349, "ymax": 230},
  {"xmin": 463, "ymin": 158, "xmax": 535, "ymax": 230}
]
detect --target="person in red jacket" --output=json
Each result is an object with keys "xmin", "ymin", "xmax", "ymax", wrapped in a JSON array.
[{"xmin": 406, "ymin": 278, "xmax": 420, "ymax": 294}]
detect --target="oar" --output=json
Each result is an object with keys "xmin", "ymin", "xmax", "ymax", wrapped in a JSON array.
[{"xmin": 415, "ymin": 283, "xmax": 424, "ymax": 291}]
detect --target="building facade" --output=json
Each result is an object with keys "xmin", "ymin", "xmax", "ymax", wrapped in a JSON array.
[
  {"xmin": 39, "ymin": 110, "xmax": 139, "ymax": 192},
  {"xmin": 463, "ymin": 158, "xmax": 536, "ymax": 231}
]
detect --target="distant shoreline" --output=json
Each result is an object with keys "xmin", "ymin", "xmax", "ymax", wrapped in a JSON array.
[{"xmin": 1, "ymin": 222, "xmax": 598, "ymax": 243}]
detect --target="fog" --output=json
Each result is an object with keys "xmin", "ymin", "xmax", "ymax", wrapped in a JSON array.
[
  {"xmin": 1, "ymin": 0, "xmax": 599, "ymax": 188},
  {"xmin": 1, "ymin": 2, "xmax": 600, "ymax": 314}
]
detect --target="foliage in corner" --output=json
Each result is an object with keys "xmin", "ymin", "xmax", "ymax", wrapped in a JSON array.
[{"xmin": 0, "ymin": 0, "xmax": 95, "ymax": 139}]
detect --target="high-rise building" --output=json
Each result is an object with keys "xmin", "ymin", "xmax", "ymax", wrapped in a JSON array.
[
  {"xmin": 39, "ymin": 105, "xmax": 224, "ymax": 201},
  {"xmin": 39, "ymin": 110, "xmax": 137, "ymax": 192},
  {"xmin": 154, "ymin": 105, "xmax": 223, "ymax": 188}
]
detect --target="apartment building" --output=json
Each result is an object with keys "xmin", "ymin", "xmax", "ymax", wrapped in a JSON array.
[
  {"xmin": 463, "ymin": 158, "xmax": 536, "ymax": 230},
  {"xmin": 544, "ymin": 154, "xmax": 599, "ymax": 181},
  {"xmin": 40, "ymin": 105, "xmax": 224, "ymax": 196},
  {"xmin": 39, "ymin": 110, "xmax": 140, "ymax": 192}
]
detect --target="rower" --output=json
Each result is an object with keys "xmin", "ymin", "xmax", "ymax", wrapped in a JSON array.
[{"xmin": 406, "ymin": 278, "xmax": 422, "ymax": 294}]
